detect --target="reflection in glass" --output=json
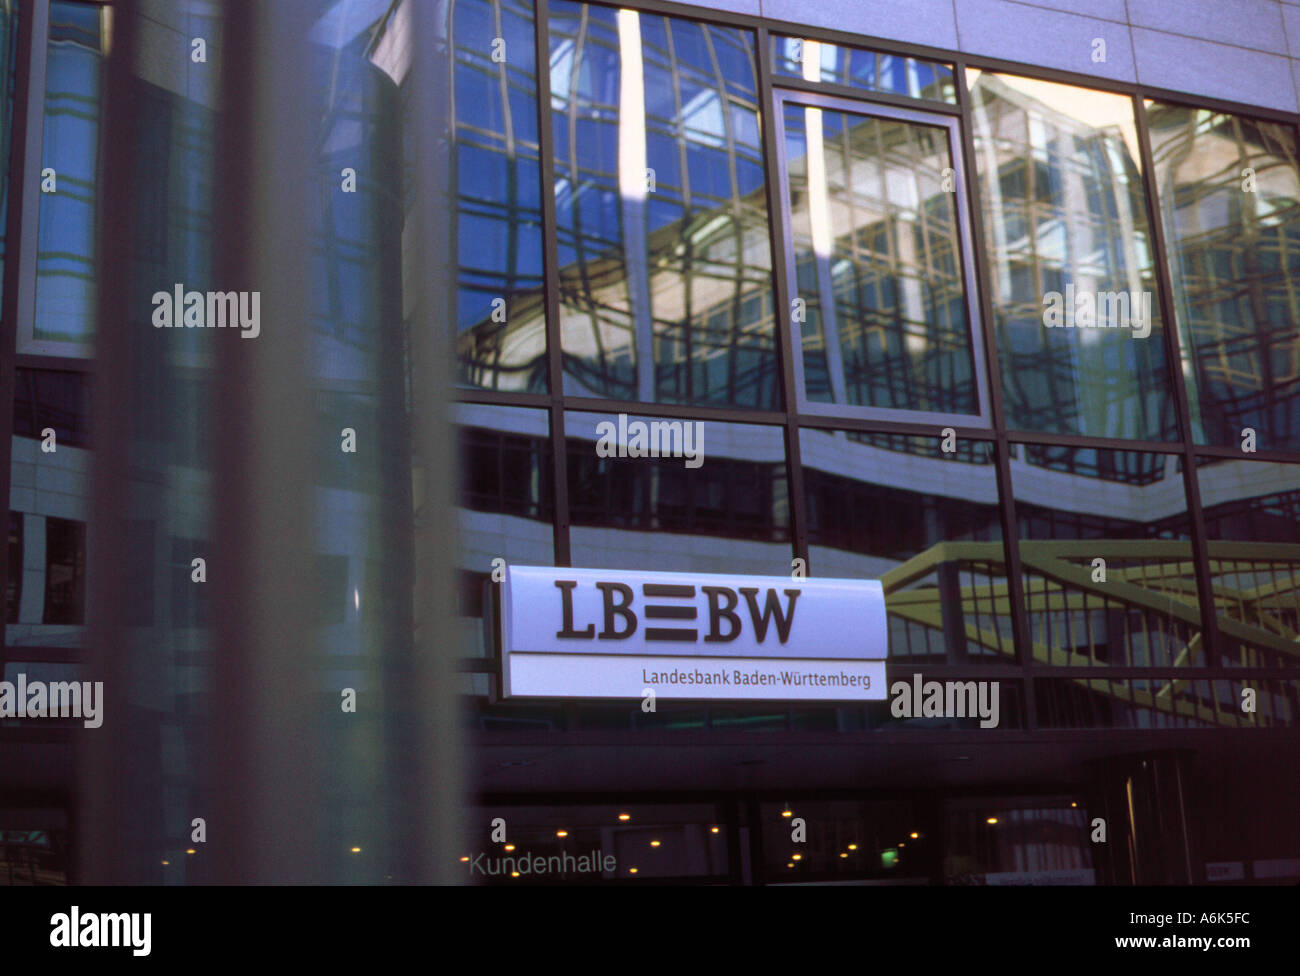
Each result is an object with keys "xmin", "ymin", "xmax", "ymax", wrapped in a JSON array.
[
  {"xmin": 783, "ymin": 103, "xmax": 977, "ymax": 415},
  {"xmin": 802, "ymin": 430, "xmax": 1007, "ymax": 665},
  {"xmin": 454, "ymin": 403, "xmax": 554, "ymax": 656},
  {"xmin": 449, "ymin": 0, "xmax": 548, "ymax": 392},
  {"xmin": 1196, "ymin": 457, "xmax": 1300, "ymax": 668},
  {"xmin": 943, "ymin": 797, "xmax": 1093, "ymax": 884},
  {"xmin": 969, "ymin": 72, "xmax": 1176, "ymax": 440},
  {"xmin": 472, "ymin": 803, "xmax": 729, "ymax": 882},
  {"xmin": 762, "ymin": 799, "xmax": 928, "ymax": 882},
  {"xmin": 566, "ymin": 410, "xmax": 789, "ymax": 574},
  {"xmin": 771, "ymin": 35, "xmax": 956, "ymax": 103},
  {"xmin": 33, "ymin": 1, "xmax": 104, "ymax": 350},
  {"xmin": 1035, "ymin": 677, "xmax": 1298, "ymax": 728},
  {"xmin": 548, "ymin": 2, "xmax": 776, "ymax": 408},
  {"xmin": 1147, "ymin": 102, "xmax": 1300, "ymax": 452},
  {"xmin": 1011, "ymin": 445, "xmax": 1196, "ymax": 668},
  {"xmin": 12, "ymin": 368, "xmax": 90, "ymax": 446},
  {"xmin": 0, "ymin": 827, "xmax": 66, "ymax": 884}
]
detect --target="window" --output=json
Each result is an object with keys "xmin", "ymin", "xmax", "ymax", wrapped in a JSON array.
[
  {"xmin": 968, "ymin": 71, "xmax": 1177, "ymax": 441},
  {"xmin": 28, "ymin": 0, "xmax": 106, "ymax": 355},
  {"xmin": 12, "ymin": 368, "xmax": 91, "ymax": 447},
  {"xmin": 43, "ymin": 516, "xmax": 85, "ymax": 624},
  {"xmin": 1011, "ymin": 445, "xmax": 1196, "ymax": 668},
  {"xmin": 776, "ymin": 92, "xmax": 987, "ymax": 422},
  {"xmin": 548, "ymin": 2, "xmax": 776, "ymax": 408},
  {"xmin": 1146, "ymin": 102, "xmax": 1300, "ymax": 453},
  {"xmin": 565, "ymin": 410, "xmax": 790, "ymax": 573},
  {"xmin": 801, "ymin": 429, "xmax": 1008, "ymax": 665},
  {"xmin": 1196, "ymin": 456, "xmax": 1300, "ymax": 670},
  {"xmin": 450, "ymin": 0, "xmax": 548, "ymax": 392},
  {"xmin": 770, "ymin": 35, "xmax": 956, "ymax": 103}
]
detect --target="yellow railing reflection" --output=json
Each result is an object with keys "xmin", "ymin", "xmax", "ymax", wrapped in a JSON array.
[{"xmin": 879, "ymin": 540, "xmax": 1300, "ymax": 727}]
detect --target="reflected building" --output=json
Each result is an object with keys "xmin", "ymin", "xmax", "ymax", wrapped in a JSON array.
[{"xmin": 1, "ymin": 0, "xmax": 1299, "ymax": 887}]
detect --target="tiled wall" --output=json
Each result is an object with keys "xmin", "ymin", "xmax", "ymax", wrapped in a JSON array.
[{"xmin": 670, "ymin": 0, "xmax": 1300, "ymax": 113}]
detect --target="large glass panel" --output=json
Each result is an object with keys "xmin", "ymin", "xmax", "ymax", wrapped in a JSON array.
[
  {"xmin": 1010, "ymin": 444, "xmax": 1197, "ymax": 667},
  {"xmin": 1196, "ymin": 456, "xmax": 1300, "ymax": 669},
  {"xmin": 762, "ymin": 799, "xmax": 932, "ymax": 883},
  {"xmin": 771, "ymin": 35, "xmax": 956, "ymax": 103},
  {"xmin": 943, "ymin": 796, "xmax": 1094, "ymax": 884},
  {"xmin": 12, "ymin": 367, "xmax": 90, "ymax": 446},
  {"xmin": 469, "ymin": 802, "xmax": 730, "ymax": 883},
  {"xmin": 450, "ymin": 0, "xmax": 547, "ymax": 392},
  {"xmin": 968, "ymin": 71, "xmax": 1176, "ymax": 440},
  {"xmin": 565, "ymin": 410, "xmax": 790, "ymax": 574},
  {"xmin": 803, "ymin": 429, "xmax": 1009, "ymax": 666},
  {"xmin": 782, "ymin": 101, "xmax": 979, "ymax": 417},
  {"xmin": 454, "ymin": 403, "xmax": 554, "ymax": 658},
  {"xmin": 7, "ymin": 442, "xmax": 89, "ymax": 647},
  {"xmin": 548, "ymin": 2, "xmax": 776, "ymax": 408},
  {"xmin": 1147, "ymin": 102, "xmax": 1300, "ymax": 453},
  {"xmin": 30, "ymin": 1, "xmax": 105, "ymax": 353}
]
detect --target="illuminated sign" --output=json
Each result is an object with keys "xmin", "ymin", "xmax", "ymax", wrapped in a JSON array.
[{"xmin": 499, "ymin": 566, "xmax": 887, "ymax": 701}]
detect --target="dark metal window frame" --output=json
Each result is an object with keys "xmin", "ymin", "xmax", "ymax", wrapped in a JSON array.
[
  {"xmin": 770, "ymin": 87, "xmax": 991, "ymax": 427},
  {"xmin": 0, "ymin": 0, "xmax": 1295, "ymax": 709},
  {"xmin": 497, "ymin": 0, "xmax": 1300, "ymax": 729}
]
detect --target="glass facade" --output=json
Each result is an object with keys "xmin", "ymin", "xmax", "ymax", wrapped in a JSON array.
[
  {"xmin": 1147, "ymin": 102, "xmax": 1300, "ymax": 453},
  {"xmin": 549, "ymin": 2, "xmax": 775, "ymax": 407},
  {"xmin": 452, "ymin": 0, "xmax": 548, "ymax": 392},
  {"xmin": 31, "ymin": 0, "xmax": 101, "ymax": 352},
  {"xmin": 969, "ymin": 71, "xmax": 1176, "ymax": 441},
  {"xmin": 781, "ymin": 99, "xmax": 980, "ymax": 417},
  {"xmin": 770, "ymin": 36, "xmax": 956, "ymax": 104},
  {"xmin": 1, "ymin": 0, "xmax": 1297, "ymax": 888}
]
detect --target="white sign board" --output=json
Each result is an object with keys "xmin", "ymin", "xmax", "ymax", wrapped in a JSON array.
[{"xmin": 500, "ymin": 566, "xmax": 888, "ymax": 701}]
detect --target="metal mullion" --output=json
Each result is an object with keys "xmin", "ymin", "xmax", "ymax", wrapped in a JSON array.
[
  {"xmin": 794, "ymin": 412, "xmax": 993, "ymax": 438},
  {"xmin": 755, "ymin": 26, "xmax": 807, "ymax": 572},
  {"xmin": 1191, "ymin": 443, "xmax": 1300, "ymax": 464},
  {"xmin": 533, "ymin": 0, "xmax": 571, "ymax": 567},
  {"xmin": 14, "ymin": 352, "xmax": 92, "ymax": 372},
  {"xmin": 1133, "ymin": 93, "xmax": 1222, "ymax": 667},
  {"xmin": 453, "ymin": 387, "xmax": 550, "ymax": 409},
  {"xmin": 955, "ymin": 60, "xmax": 1035, "ymax": 726},
  {"xmin": 1006, "ymin": 429, "xmax": 1184, "ymax": 455},
  {"xmin": 771, "ymin": 76, "xmax": 960, "ymax": 116},
  {"xmin": 564, "ymin": 393, "xmax": 784, "ymax": 425},
  {"xmin": 1039, "ymin": 665, "xmax": 1300, "ymax": 680},
  {"xmin": 1, "ymin": 643, "xmax": 79, "ymax": 663}
]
